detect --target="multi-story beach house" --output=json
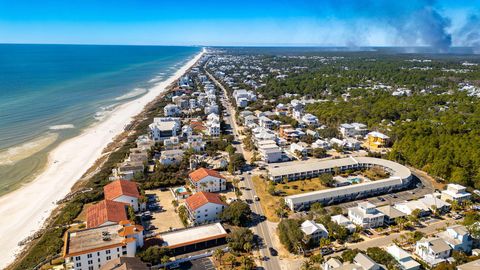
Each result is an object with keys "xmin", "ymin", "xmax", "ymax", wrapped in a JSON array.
[
  {"xmin": 366, "ymin": 131, "xmax": 390, "ymax": 149},
  {"xmin": 339, "ymin": 122, "xmax": 368, "ymax": 138},
  {"xmin": 436, "ymin": 225, "xmax": 473, "ymax": 253},
  {"xmin": 348, "ymin": 202, "xmax": 385, "ymax": 229},
  {"xmin": 149, "ymin": 117, "xmax": 181, "ymax": 141},
  {"xmin": 301, "ymin": 113, "xmax": 319, "ymax": 126},
  {"xmin": 300, "ymin": 220, "xmax": 328, "ymax": 246},
  {"xmin": 441, "ymin": 183, "xmax": 472, "ymax": 202},
  {"xmin": 188, "ymin": 167, "xmax": 226, "ymax": 192},
  {"xmin": 185, "ymin": 191, "xmax": 227, "ymax": 224},
  {"xmin": 63, "ymin": 221, "xmax": 144, "ymax": 270},
  {"xmin": 104, "ymin": 180, "xmax": 143, "ymax": 212},
  {"xmin": 415, "ymin": 237, "xmax": 451, "ymax": 266},
  {"xmin": 164, "ymin": 104, "xmax": 181, "ymax": 117}
]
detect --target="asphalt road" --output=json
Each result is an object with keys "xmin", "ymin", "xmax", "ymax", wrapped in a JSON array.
[{"xmin": 207, "ymin": 69, "xmax": 281, "ymax": 270}]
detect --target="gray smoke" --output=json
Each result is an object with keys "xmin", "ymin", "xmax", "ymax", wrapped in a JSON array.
[{"xmin": 456, "ymin": 14, "xmax": 480, "ymax": 53}]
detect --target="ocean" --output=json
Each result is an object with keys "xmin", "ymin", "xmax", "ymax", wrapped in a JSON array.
[{"xmin": 0, "ymin": 44, "xmax": 200, "ymax": 195}]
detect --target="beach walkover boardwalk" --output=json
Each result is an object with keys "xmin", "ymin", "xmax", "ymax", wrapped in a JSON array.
[{"xmin": 267, "ymin": 156, "xmax": 413, "ymax": 211}]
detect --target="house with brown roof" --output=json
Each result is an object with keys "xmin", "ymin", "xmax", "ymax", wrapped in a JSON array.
[
  {"xmin": 86, "ymin": 200, "xmax": 128, "ymax": 228},
  {"xmin": 188, "ymin": 167, "xmax": 226, "ymax": 192},
  {"xmin": 104, "ymin": 180, "xmax": 143, "ymax": 212},
  {"xmin": 185, "ymin": 191, "xmax": 227, "ymax": 224},
  {"xmin": 63, "ymin": 221, "xmax": 144, "ymax": 270}
]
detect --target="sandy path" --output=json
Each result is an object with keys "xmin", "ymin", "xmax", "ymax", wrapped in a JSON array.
[{"xmin": 0, "ymin": 49, "xmax": 204, "ymax": 268}]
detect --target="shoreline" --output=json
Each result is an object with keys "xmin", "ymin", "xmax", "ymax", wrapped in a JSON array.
[{"xmin": 0, "ymin": 48, "xmax": 204, "ymax": 268}]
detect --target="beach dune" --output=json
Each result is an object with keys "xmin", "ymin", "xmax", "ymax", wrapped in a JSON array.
[{"xmin": 0, "ymin": 49, "xmax": 204, "ymax": 268}]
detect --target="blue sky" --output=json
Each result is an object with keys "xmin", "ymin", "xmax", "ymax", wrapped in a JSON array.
[{"xmin": 0, "ymin": 0, "xmax": 479, "ymax": 46}]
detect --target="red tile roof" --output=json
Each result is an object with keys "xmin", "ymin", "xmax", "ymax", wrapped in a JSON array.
[
  {"xmin": 185, "ymin": 191, "xmax": 227, "ymax": 211},
  {"xmin": 86, "ymin": 200, "xmax": 128, "ymax": 228},
  {"xmin": 189, "ymin": 167, "xmax": 225, "ymax": 183},
  {"xmin": 104, "ymin": 180, "xmax": 140, "ymax": 200}
]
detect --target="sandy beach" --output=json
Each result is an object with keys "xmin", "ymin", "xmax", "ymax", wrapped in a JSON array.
[{"xmin": 0, "ymin": 49, "xmax": 204, "ymax": 268}]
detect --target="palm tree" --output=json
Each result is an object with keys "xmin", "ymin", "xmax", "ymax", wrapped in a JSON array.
[
  {"xmin": 213, "ymin": 249, "xmax": 224, "ymax": 265},
  {"xmin": 161, "ymin": 256, "xmax": 169, "ymax": 270},
  {"xmin": 241, "ymin": 256, "xmax": 254, "ymax": 269},
  {"xmin": 243, "ymin": 242, "xmax": 252, "ymax": 253},
  {"xmin": 395, "ymin": 216, "xmax": 408, "ymax": 230}
]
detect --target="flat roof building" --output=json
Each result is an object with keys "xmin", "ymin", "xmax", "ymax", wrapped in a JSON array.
[
  {"xmin": 272, "ymin": 157, "xmax": 412, "ymax": 211},
  {"xmin": 159, "ymin": 223, "xmax": 227, "ymax": 254}
]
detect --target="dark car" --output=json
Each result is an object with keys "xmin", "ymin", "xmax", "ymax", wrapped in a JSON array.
[
  {"xmin": 378, "ymin": 197, "xmax": 386, "ymax": 202},
  {"xmin": 320, "ymin": 247, "xmax": 334, "ymax": 256},
  {"xmin": 269, "ymin": 247, "xmax": 278, "ymax": 256},
  {"xmin": 246, "ymin": 199, "xmax": 253, "ymax": 204}
]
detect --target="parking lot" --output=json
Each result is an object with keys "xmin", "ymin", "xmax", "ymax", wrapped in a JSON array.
[
  {"xmin": 177, "ymin": 257, "xmax": 215, "ymax": 270},
  {"xmin": 144, "ymin": 189, "xmax": 184, "ymax": 233}
]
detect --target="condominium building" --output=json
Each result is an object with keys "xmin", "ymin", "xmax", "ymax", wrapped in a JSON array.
[{"xmin": 348, "ymin": 202, "xmax": 385, "ymax": 229}]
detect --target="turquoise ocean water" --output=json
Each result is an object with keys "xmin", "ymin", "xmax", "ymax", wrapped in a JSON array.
[{"xmin": 0, "ymin": 44, "xmax": 200, "ymax": 194}]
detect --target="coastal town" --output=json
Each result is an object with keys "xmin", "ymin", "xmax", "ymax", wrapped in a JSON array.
[{"xmin": 8, "ymin": 48, "xmax": 480, "ymax": 270}]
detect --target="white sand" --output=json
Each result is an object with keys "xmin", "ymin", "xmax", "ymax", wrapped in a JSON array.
[{"xmin": 0, "ymin": 49, "xmax": 204, "ymax": 268}]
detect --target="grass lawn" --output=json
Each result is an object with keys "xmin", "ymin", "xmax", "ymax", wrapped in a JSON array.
[
  {"xmin": 251, "ymin": 175, "xmax": 282, "ymax": 222},
  {"xmin": 275, "ymin": 177, "xmax": 329, "ymax": 196}
]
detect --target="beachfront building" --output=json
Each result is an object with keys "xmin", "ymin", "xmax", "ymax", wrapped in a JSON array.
[
  {"xmin": 386, "ymin": 244, "xmax": 421, "ymax": 270},
  {"xmin": 415, "ymin": 237, "xmax": 451, "ymax": 266},
  {"xmin": 86, "ymin": 200, "xmax": 128, "ymax": 228},
  {"xmin": 104, "ymin": 180, "xmax": 142, "ymax": 212},
  {"xmin": 149, "ymin": 117, "xmax": 181, "ymax": 141},
  {"xmin": 348, "ymin": 202, "xmax": 385, "ymax": 229},
  {"xmin": 300, "ymin": 220, "xmax": 328, "ymax": 246},
  {"xmin": 188, "ymin": 167, "xmax": 226, "ymax": 192},
  {"xmin": 159, "ymin": 223, "xmax": 228, "ymax": 255},
  {"xmin": 331, "ymin": 214, "xmax": 357, "ymax": 233},
  {"xmin": 63, "ymin": 221, "xmax": 144, "ymax": 270},
  {"xmin": 271, "ymin": 157, "xmax": 413, "ymax": 211},
  {"xmin": 436, "ymin": 225, "xmax": 473, "ymax": 253},
  {"xmin": 164, "ymin": 104, "xmax": 181, "ymax": 117},
  {"xmin": 185, "ymin": 191, "xmax": 227, "ymax": 224},
  {"xmin": 441, "ymin": 183, "xmax": 472, "ymax": 203},
  {"xmin": 366, "ymin": 131, "xmax": 390, "ymax": 149},
  {"xmin": 323, "ymin": 253, "xmax": 381, "ymax": 270}
]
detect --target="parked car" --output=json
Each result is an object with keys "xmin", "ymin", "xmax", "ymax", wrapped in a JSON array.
[
  {"xmin": 378, "ymin": 197, "xmax": 386, "ymax": 202},
  {"xmin": 320, "ymin": 247, "xmax": 334, "ymax": 255},
  {"xmin": 254, "ymin": 196, "xmax": 260, "ymax": 201},
  {"xmin": 269, "ymin": 247, "xmax": 278, "ymax": 256}
]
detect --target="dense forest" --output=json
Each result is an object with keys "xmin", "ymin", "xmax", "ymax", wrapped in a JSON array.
[{"xmin": 306, "ymin": 91, "xmax": 480, "ymax": 188}]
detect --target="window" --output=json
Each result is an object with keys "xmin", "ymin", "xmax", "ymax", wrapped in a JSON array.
[
  {"xmin": 88, "ymin": 267, "xmax": 94, "ymax": 270},
  {"xmin": 88, "ymin": 260, "xmax": 93, "ymax": 265},
  {"xmin": 106, "ymin": 250, "xmax": 111, "ymax": 254},
  {"xmin": 122, "ymin": 251, "xmax": 127, "ymax": 255},
  {"xmin": 97, "ymin": 252, "xmax": 100, "ymax": 256},
  {"xmin": 117, "ymin": 248, "xmax": 120, "ymax": 252},
  {"xmin": 87, "ymin": 254, "xmax": 92, "ymax": 258},
  {"xmin": 75, "ymin": 256, "xmax": 81, "ymax": 261},
  {"xmin": 106, "ymin": 256, "xmax": 111, "ymax": 261},
  {"xmin": 76, "ymin": 263, "xmax": 81, "ymax": 267}
]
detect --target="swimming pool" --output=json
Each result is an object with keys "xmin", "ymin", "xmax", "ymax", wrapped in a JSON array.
[
  {"xmin": 175, "ymin": 186, "xmax": 187, "ymax": 193},
  {"xmin": 348, "ymin": 177, "xmax": 362, "ymax": 184}
]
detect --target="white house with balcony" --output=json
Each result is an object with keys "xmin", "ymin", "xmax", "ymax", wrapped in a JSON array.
[
  {"xmin": 348, "ymin": 202, "xmax": 385, "ymax": 229},
  {"xmin": 164, "ymin": 104, "xmax": 181, "ymax": 117},
  {"xmin": 300, "ymin": 220, "xmax": 328, "ymax": 246},
  {"xmin": 441, "ymin": 184, "xmax": 471, "ymax": 203},
  {"xmin": 301, "ymin": 113, "xmax": 319, "ymax": 126},
  {"xmin": 185, "ymin": 191, "xmax": 227, "ymax": 224},
  {"xmin": 149, "ymin": 117, "xmax": 181, "ymax": 142},
  {"xmin": 415, "ymin": 237, "xmax": 451, "ymax": 266},
  {"xmin": 436, "ymin": 225, "xmax": 473, "ymax": 253},
  {"xmin": 339, "ymin": 122, "xmax": 368, "ymax": 138},
  {"xmin": 188, "ymin": 167, "xmax": 226, "ymax": 192}
]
